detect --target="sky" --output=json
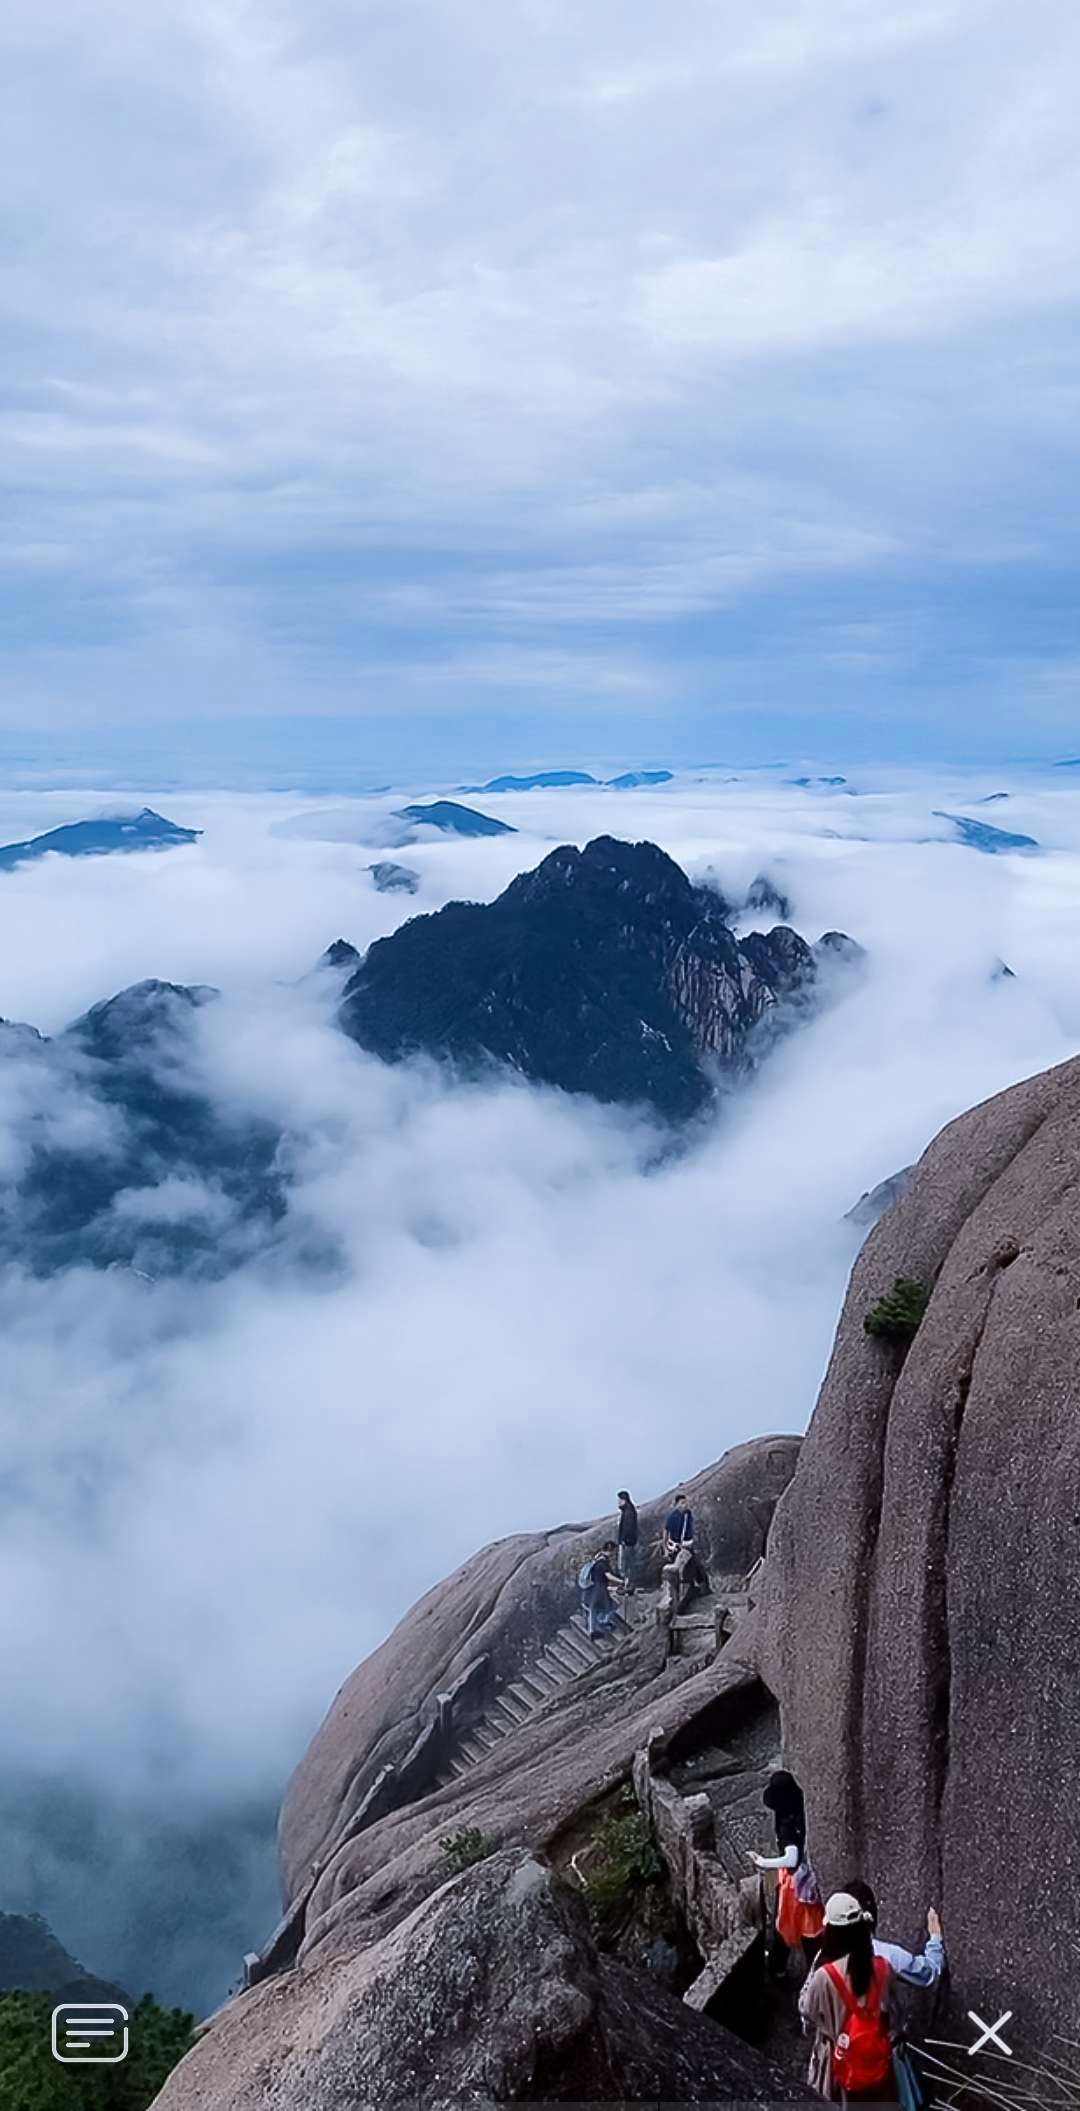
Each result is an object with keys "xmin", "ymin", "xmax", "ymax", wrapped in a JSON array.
[
  {"xmin": 2, "ymin": 768, "xmax": 1080, "ymax": 2006},
  {"xmin": 4, "ymin": 0, "xmax": 1080, "ymax": 770}
]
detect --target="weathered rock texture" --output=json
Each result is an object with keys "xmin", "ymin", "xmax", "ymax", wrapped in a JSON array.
[
  {"xmin": 280, "ymin": 1440, "xmax": 797, "ymax": 1939},
  {"xmin": 151, "ymin": 1440, "xmax": 799, "ymax": 2107},
  {"xmin": 154, "ymin": 1851, "xmax": 802, "ymax": 2109},
  {"xmin": 760, "ymin": 1053, "xmax": 1080, "ymax": 2043}
]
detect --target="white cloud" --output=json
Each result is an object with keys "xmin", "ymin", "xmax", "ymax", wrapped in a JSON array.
[{"xmin": 0, "ymin": 769, "xmax": 1077, "ymax": 1998}]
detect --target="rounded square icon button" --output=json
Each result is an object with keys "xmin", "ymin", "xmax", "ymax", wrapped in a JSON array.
[{"xmin": 51, "ymin": 2002, "xmax": 129, "ymax": 2064}]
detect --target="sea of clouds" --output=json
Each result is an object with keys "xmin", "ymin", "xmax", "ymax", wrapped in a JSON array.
[{"xmin": 1, "ymin": 764, "xmax": 1079, "ymax": 2007}]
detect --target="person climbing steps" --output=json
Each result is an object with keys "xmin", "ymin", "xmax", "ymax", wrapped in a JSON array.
[
  {"xmin": 799, "ymin": 1891, "xmax": 898, "ymax": 2102},
  {"xmin": 748, "ymin": 1768, "xmax": 825, "ymax": 1978}
]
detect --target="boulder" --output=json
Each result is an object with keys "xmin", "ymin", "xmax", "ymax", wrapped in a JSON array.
[
  {"xmin": 151, "ymin": 1851, "xmax": 803, "ymax": 2109},
  {"xmin": 759, "ymin": 1053, "xmax": 1080, "ymax": 2044},
  {"xmin": 279, "ymin": 1440, "xmax": 799, "ymax": 1922}
]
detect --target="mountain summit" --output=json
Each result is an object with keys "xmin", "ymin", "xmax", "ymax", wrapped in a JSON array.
[
  {"xmin": 340, "ymin": 836, "xmax": 856, "ymax": 1118},
  {"xmin": 0, "ymin": 807, "xmax": 200, "ymax": 871}
]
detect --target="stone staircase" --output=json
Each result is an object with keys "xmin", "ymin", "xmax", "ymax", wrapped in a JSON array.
[
  {"xmin": 432, "ymin": 1609, "xmax": 634, "ymax": 1789},
  {"xmin": 666, "ymin": 1572, "xmax": 754, "ymax": 1661}
]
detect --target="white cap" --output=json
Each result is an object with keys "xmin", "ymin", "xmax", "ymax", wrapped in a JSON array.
[{"xmin": 824, "ymin": 1891, "xmax": 872, "ymax": 1928}]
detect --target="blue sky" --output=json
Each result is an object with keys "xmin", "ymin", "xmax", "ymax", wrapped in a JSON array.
[{"xmin": 4, "ymin": 0, "xmax": 1080, "ymax": 772}]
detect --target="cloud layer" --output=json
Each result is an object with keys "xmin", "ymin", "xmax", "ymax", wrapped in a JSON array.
[{"xmin": 0, "ymin": 769, "xmax": 1078, "ymax": 2003}]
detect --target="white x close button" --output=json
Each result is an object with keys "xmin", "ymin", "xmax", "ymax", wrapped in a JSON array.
[{"xmin": 967, "ymin": 2010, "xmax": 1013, "ymax": 2057}]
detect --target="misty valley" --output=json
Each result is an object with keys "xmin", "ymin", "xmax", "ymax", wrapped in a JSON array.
[{"xmin": 0, "ymin": 767, "xmax": 1076, "ymax": 2092}]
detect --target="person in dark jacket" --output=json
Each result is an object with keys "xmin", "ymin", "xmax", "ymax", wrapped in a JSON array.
[
  {"xmin": 616, "ymin": 1490, "xmax": 640, "ymax": 1592},
  {"xmin": 664, "ymin": 1492, "xmax": 693, "ymax": 1552}
]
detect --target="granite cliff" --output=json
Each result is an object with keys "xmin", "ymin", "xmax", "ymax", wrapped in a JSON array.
[{"xmin": 151, "ymin": 1052, "xmax": 1080, "ymax": 2104}]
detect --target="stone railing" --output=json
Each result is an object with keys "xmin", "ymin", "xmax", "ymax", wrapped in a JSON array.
[{"xmin": 632, "ymin": 1728, "xmax": 764, "ymax": 2009}]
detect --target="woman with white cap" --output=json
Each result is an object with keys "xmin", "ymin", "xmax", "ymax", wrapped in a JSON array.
[{"xmin": 799, "ymin": 1890, "xmax": 898, "ymax": 2101}]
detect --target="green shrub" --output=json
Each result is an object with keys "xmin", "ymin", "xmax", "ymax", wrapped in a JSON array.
[
  {"xmin": 439, "ymin": 1827, "xmax": 494, "ymax": 1874},
  {"xmin": 582, "ymin": 1794, "xmax": 664, "ymax": 1912},
  {"xmin": 864, "ymin": 1275, "xmax": 931, "ymax": 1345},
  {"xmin": 0, "ymin": 1990, "xmax": 194, "ymax": 2109}
]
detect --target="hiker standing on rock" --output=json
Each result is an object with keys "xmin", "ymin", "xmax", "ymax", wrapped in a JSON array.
[
  {"xmin": 799, "ymin": 1891, "xmax": 898, "ymax": 2102},
  {"xmin": 664, "ymin": 1491, "xmax": 694, "ymax": 1555},
  {"xmin": 578, "ymin": 1541, "xmax": 623, "ymax": 1638},
  {"xmin": 616, "ymin": 1490, "xmax": 639, "ymax": 1593},
  {"xmin": 749, "ymin": 1768, "xmax": 825, "ymax": 1977}
]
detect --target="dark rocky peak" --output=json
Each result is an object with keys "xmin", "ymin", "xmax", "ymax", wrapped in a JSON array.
[
  {"xmin": 738, "ymin": 924, "xmax": 812, "ymax": 986},
  {"xmin": 1, "ymin": 980, "xmax": 285, "ymax": 1278},
  {"xmin": 367, "ymin": 860, "xmax": 419, "ymax": 894},
  {"xmin": 502, "ymin": 835, "xmax": 696, "ymax": 913},
  {"xmin": 63, "ymin": 978, "xmax": 218, "ymax": 1062},
  {"xmin": 813, "ymin": 929, "xmax": 867, "ymax": 967},
  {"xmin": 318, "ymin": 939, "xmax": 362, "ymax": 971},
  {"xmin": 744, "ymin": 872, "xmax": 792, "ymax": 920},
  {"xmin": 339, "ymin": 836, "xmax": 860, "ymax": 1120},
  {"xmin": 0, "ymin": 1016, "xmax": 47, "ymax": 1053}
]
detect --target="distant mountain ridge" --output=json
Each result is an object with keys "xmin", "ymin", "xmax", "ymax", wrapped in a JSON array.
[
  {"xmin": 339, "ymin": 835, "xmax": 860, "ymax": 1119},
  {"xmin": 0, "ymin": 1911, "xmax": 125, "ymax": 2001},
  {"xmin": 933, "ymin": 810, "xmax": 1038, "ymax": 853},
  {"xmin": 0, "ymin": 807, "xmax": 200, "ymax": 871},
  {"xmin": 0, "ymin": 981, "xmax": 285, "ymax": 1276},
  {"xmin": 395, "ymin": 801, "xmax": 515, "ymax": 836}
]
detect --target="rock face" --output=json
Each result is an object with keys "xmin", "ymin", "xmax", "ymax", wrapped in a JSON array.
[
  {"xmin": 150, "ymin": 1439, "xmax": 800, "ymax": 2108},
  {"xmin": 154, "ymin": 1850, "xmax": 800, "ymax": 2111},
  {"xmin": 340, "ymin": 837, "xmax": 857, "ymax": 1119},
  {"xmin": 0, "ymin": 807, "xmax": 200, "ymax": 870},
  {"xmin": 759, "ymin": 1053, "xmax": 1080, "ymax": 2044}
]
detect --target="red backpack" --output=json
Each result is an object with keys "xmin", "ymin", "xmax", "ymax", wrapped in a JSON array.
[{"xmin": 824, "ymin": 1957, "xmax": 893, "ymax": 2096}]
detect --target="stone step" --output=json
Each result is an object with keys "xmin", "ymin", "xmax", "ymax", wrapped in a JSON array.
[
  {"xmin": 489, "ymin": 1695, "xmax": 528, "ymax": 1732},
  {"xmin": 545, "ymin": 1639, "xmax": 587, "ymax": 1679},
  {"xmin": 553, "ymin": 1625, "xmax": 596, "ymax": 1671},
  {"xmin": 568, "ymin": 1615, "xmax": 621, "ymax": 1650},
  {"xmin": 533, "ymin": 1653, "xmax": 572, "ymax": 1689},
  {"xmin": 454, "ymin": 1734, "xmax": 487, "ymax": 1768},
  {"xmin": 505, "ymin": 1679, "xmax": 544, "ymax": 1714},
  {"xmin": 471, "ymin": 1719, "xmax": 503, "ymax": 1749}
]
